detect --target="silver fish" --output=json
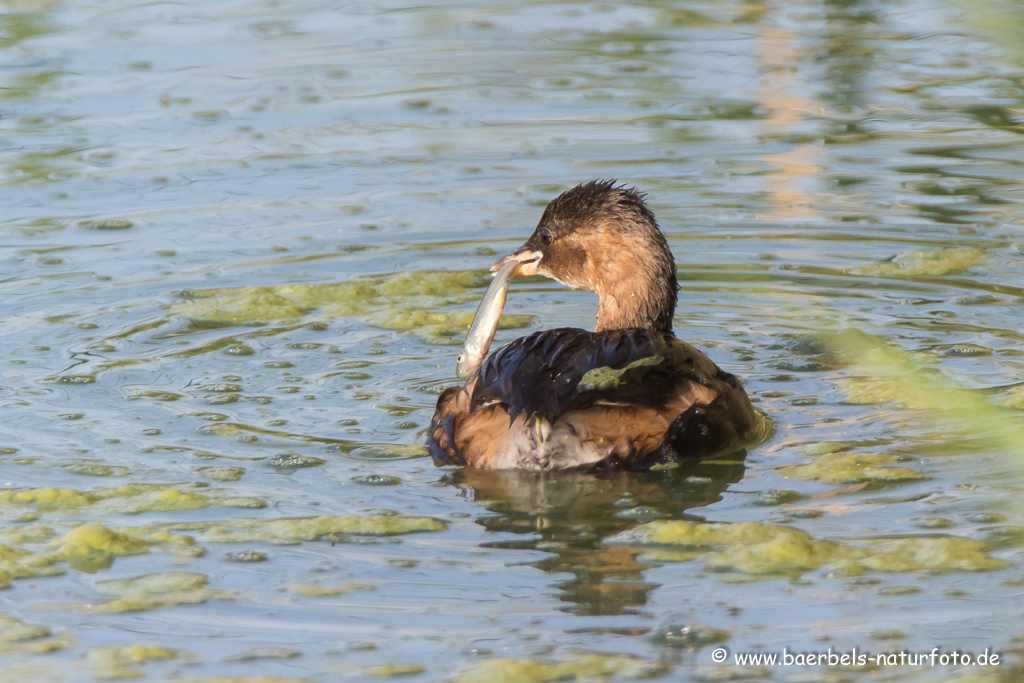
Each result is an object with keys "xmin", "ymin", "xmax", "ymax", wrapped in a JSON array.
[{"xmin": 456, "ymin": 260, "xmax": 525, "ymax": 379}]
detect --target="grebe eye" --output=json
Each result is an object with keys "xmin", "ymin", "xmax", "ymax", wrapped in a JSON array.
[{"xmin": 540, "ymin": 228, "xmax": 553, "ymax": 245}]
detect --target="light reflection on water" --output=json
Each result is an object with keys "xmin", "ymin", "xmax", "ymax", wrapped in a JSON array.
[{"xmin": 2, "ymin": 0, "xmax": 1024, "ymax": 680}]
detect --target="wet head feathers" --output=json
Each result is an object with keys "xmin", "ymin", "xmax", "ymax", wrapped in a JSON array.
[{"xmin": 539, "ymin": 180, "xmax": 655, "ymax": 236}]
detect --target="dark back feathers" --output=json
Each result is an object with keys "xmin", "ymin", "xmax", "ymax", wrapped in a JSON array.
[{"xmin": 469, "ymin": 328, "xmax": 712, "ymax": 421}]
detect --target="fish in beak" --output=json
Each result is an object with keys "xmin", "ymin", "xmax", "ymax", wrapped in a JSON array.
[{"xmin": 491, "ymin": 245, "xmax": 542, "ymax": 276}]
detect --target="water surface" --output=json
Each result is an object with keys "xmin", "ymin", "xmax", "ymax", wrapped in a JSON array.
[{"xmin": 2, "ymin": 0, "xmax": 1024, "ymax": 681}]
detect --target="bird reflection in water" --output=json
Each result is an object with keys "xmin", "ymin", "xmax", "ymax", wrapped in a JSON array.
[{"xmin": 442, "ymin": 452, "xmax": 747, "ymax": 616}]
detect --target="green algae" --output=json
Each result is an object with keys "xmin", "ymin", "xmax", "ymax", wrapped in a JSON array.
[
  {"xmin": 0, "ymin": 660, "xmax": 62, "ymax": 683},
  {"xmin": 0, "ymin": 484, "xmax": 264, "ymax": 516},
  {"xmin": 577, "ymin": 355, "xmax": 665, "ymax": 392},
  {"xmin": 1001, "ymin": 385, "xmax": 1024, "ymax": 410},
  {"xmin": 349, "ymin": 444, "xmax": 429, "ymax": 460},
  {"xmin": 264, "ymin": 452, "xmax": 325, "ymax": 470},
  {"xmin": 450, "ymin": 655, "xmax": 665, "ymax": 683},
  {"xmin": 0, "ymin": 525, "xmax": 152, "ymax": 585},
  {"xmin": 0, "ymin": 544, "xmax": 32, "ymax": 589},
  {"xmin": 96, "ymin": 571, "xmax": 209, "ymax": 596},
  {"xmin": 851, "ymin": 247, "xmax": 988, "ymax": 276},
  {"xmin": 170, "ymin": 678, "xmax": 319, "ymax": 683},
  {"xmin": 89, "ymin": 644, "xmax": 183, "ymax": 679},
  {"xmin": 171, "ymin": 271, "xmax": 533, "ymax": 344},
  {"xmin": 92, "ymin": 485, "xmax": 265, "ymax": 515},
  {"xmin": 0, "ymin": 525, "xmax": 56, "ymax": 546},
  {"xmin": 0, "ymin": 542, "xmax": 61, "ymax": 585},
  {"xmin": 224, "ymin": 550, "xmax": 267, "ymax": 563},
  {"xmin": 653, "ymin": 624, "xmax": 731, "ymax": 649},
  {"xmin": 197, "ymin": 423, "xmax": 243, "ymax": 438},
  {"xmin": 118, "ymin": 526, "xmax": 200, "ymax": 549},
  {"xmin": 691, "ymin": 665, "xmax": 771, "ymax": 681},
  {"xmin": 794, "ymin": 441, "xmax": 856, "ymax": 457},
  {"xmin": 0, "ymin": 523, "xmax": 205, "ymax": 585},
  {"xmin": 278, "ymin": 582, "xmax": 374, "ymax": 596},
  {"xmin": 0, "ymin": 488, "xmax": 96, "ymax": 510},
  {"xmin": 370, "ymin": 309, "xmax": 476, "ymax": 340},
  {"xmin": 65, "ymin": 464, "xmax": 130, "ymax": 477},
  {"xmin": 877, "ymin": 585, "xmax": 922, "ymax": 596},
  {"xmin": 934, "ymin": 673, "xmax": 1002, "ymax": 683},
  {"xmin": 173, "ymin": 514, "xmax": 446, "ymax": 545},
  {"xmin": 0, "ymin": 521, "xmax": 203, "ymax": 595},
  {"xmin": 56, "ymin": 571, "xmax": 242, "ymax": 614},
  {"xmin": 223, "ymin": 647, "xmax": 301, "ymax": 662},
  {"xmin": 364, "ymin": 663, "xmax": 425, "ymax": 677},
  {"xmin": 176, "ymin": 291, "xmax": 312, "ymax": 324},
  {"xmin": 197, "ymin": 466, "xmax": 246, "ymax": 482},
  {"xmin": 0, "ymin": 514, "xmax": 438, "ymax": 594},
  {"xmin": 777, "ymin": 452, "xmax": 925, "ymax": 485},
  {"xmin": 52, "ymin": 524, "xmax": 151, "ymax": 555},
  {"xmin": 0, "ymin": 613, "xmax": 72, "ymax": 655},
  {"xmin": 612, "ymin": 520, "xmax": 1007, "ymax": 579},
  {"xmin": 859, "ymin": 538, "xmax": 1007, "ymax": 573}
]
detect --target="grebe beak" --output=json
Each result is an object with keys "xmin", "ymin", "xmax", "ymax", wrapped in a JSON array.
[{"xmin": 491, "ymin": 245, "xmax": 541, "ymax": 276}]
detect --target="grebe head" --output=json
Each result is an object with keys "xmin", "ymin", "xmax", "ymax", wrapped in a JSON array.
[{"xmin": 492, "ymin": 180, "xmax": 678, "ymax": 333}]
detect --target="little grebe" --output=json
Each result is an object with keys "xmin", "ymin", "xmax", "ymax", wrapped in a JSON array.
[{"xmin": 427, "ymin": 180, "xmax": 757, "ymax": 470}]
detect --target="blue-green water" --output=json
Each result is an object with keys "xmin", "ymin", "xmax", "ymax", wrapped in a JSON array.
[{"xmin": 2, "ymin": 0, "xmax": 1023, "ymax": 681}]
